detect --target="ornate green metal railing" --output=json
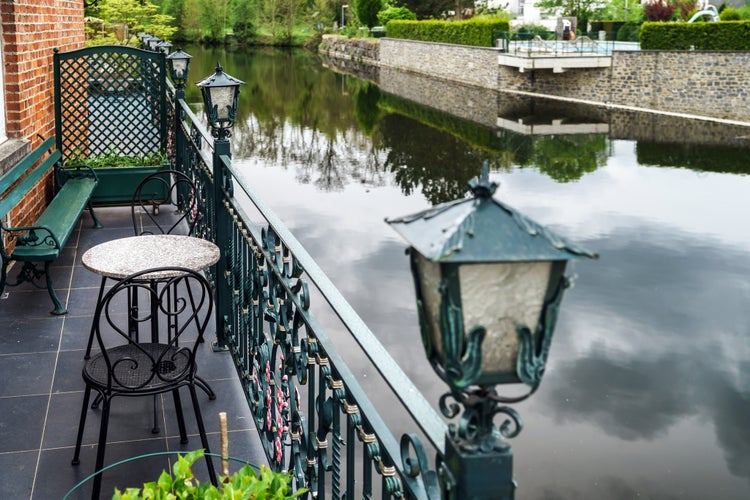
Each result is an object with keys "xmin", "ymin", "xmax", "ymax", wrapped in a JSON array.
[{"xmin": 167, "ymin": 81, "xmax": 446, "ymax": 499}]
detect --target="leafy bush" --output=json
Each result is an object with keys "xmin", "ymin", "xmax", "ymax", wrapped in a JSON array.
[
  {"xmin": 616, "ymin": 21, "xmax": 641, "ymax": 41},
  {"xmin": 514, "ymin": 23, "xmax": 551, "ymax": 40},
  {"xmin": 65, "ymin": 149, "xmax": 167, "ymax": 168},
  {"xmin": 720, "ymin": 7, "xmax": 741, "ymax": 20},
  {"xmin": 644, "ymin": 0, "xmax": 676, "ymax": 21},
  {"xmin": 112, "ymin": 450, "xmax": 307, "ymax": 499},
  {"xmin": 356, "ymin": 0, "xmax": 383, "ymax": 28},
  {"xmin": 386, "ymin": 18, "xmax": 510, "ymax": 47},
  {"xmin": 377, "ymin": 6, "xmax": 416, "ymax": 26},
  {"xmin": 640, "ymin": 20, "xmax": 750, "ymax": 49},
  {"xmin": 233, "ymin": 21, "xmax": 256, "ymax": 43}
]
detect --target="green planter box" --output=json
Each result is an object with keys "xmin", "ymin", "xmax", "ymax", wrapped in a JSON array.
[{"xmin": 91, "ymin": 165, "xmax": 170, "ymax": 205}]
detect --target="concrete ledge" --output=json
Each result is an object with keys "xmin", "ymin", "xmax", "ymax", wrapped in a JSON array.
[
  {"xmin": 498, "ymin": 54, "xmax": 612, "ymax": 73},
  {"xmin": 0, "ymin": 139, "xmax": 31, "ymax": 177}
]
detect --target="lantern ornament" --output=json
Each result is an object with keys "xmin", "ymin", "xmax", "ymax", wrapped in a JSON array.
[
  {"xmin": 387, "ymin": 165, "xmax": 597, "ymax": 498},
  {"xmin": 156, "ymin": 40, "xmax": 172, "ymax": 55},
  {"xmin": 147, "ymin": 36, "xmax": 160, "ymax": 51},
  {"xmin": 196, "ymin": 62, "xmax": 245, "ymax": 140},
  {"xmin": 166, "ymin": 48, "xmax": 192, "ymax": 88}
]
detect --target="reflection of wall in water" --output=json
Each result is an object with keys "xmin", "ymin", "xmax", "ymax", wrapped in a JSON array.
[
  {"xmin": 320, "ymin": 44, "xmax": 750, "ymax": 153},
  {"xmin": 378, "ymin": 67, "xmax": 499, "ymax": 129},
  {"xmin": 609, "ymin": 110, "xmax": 750, "ymax": 147},
  {"xmin": 320, "ymin": 55, "xmax": 380, "ymax": 86}
]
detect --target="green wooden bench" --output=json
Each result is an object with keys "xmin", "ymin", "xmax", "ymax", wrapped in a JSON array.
[{"xmin": 0, "ymin": 137, "xmax": 101, "ymax": 314}]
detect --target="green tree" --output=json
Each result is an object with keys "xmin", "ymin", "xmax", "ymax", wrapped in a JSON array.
[
  {"xmin": 181, "ymin": 0, "xmax": 203, "ymax": 41},
  {"xmin": 200, "ymin": 0, "xmax": 231, "ymax": 42},
  {"xmin": 591, "ymin": 0, "xmax": 644, "ymax": 23},
  {"xmin": 356, "ymin": 0, "xmax": 383, "ymax": 27},
  {"xmin": 233, "ymin": 0, "xmax": 258, "ymax": 42},
  {"xmin": 535, "ymin": 0, "xmax": 599, "ymax": 30},
  {"xmin": 94, "ymin": 0, "xmax": 176, "ymax": 45},
  {"xmin": 377, "ymin": 5, "xmax": 416, "ymax": 25},
  {"xmin": 400, "ymin": 0, "xmax": 453, "ymax": 19}
]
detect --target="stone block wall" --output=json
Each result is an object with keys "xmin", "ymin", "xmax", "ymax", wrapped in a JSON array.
[
  {"xmin": 609, "ymin": 51, "xmax": 750, "ymax": 121},
  {"xmin": 319, "ymin": 35, "xmax": 380, "ymax": 67},
  {"xmin": 322, "ymin": 36, "xmax": 750, "ymax": 123},
  {"xmin": 379, "ymin": 38, "xmax": 499, "ymax": 89}
]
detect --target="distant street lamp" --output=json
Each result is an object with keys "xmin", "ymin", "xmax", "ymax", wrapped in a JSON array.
[
  {"xmin": 387, "ymin": 164, "xmax": 597, "ymax": 499},
  {"xmin": 341, "ymin": 4, "xmax": 348, "ymax": 29},
  {"xmin": 147, "ymin": 36, "xmax": 160, "ymax": 51},
  {"xmin": 156, "ymin": 40, "xmax": 172, "ymax": 55}
]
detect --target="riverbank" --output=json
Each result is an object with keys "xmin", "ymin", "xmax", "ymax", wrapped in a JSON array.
[{"xmin": 319, "ymin": 35, "xmax": 750, "ymax": 123}]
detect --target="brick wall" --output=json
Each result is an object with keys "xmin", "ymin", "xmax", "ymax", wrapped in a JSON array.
[{"xmin": 1, "ymin": 0, "xmax": 85, "ymax": 231}]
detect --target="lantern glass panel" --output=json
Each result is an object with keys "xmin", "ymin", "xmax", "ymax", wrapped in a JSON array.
[
  {"xmin": 210, "ymin": 86, "xmax": 235, "ymax": 121},
  {"xmin": 415, "ymin": 253, "xmax": 563, "ymax": 383},
  {"xmin": 458, "ymin": 260, "xmax": 553, "ymax": 378},
  {"xmin": 171, "ymin": 59, "xmax": 187, "ymax": 79}
]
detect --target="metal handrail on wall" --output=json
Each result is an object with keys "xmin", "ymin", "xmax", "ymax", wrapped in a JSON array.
[{"xmin": 167, "ymin": 80, "xmax": 446, "ymax": 498}]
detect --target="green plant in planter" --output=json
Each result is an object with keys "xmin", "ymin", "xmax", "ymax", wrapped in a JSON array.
[
  {"xmin": 112, "ymin": 449, "xmax": 307, "ymax": 500},
  {"xmin": 65, "ymin": 148, "xmax": 167, "ymax": 168}
]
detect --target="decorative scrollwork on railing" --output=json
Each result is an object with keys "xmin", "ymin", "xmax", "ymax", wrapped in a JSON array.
[
  {"xmin": 401, "ymin": 433, "xmax": 440, "ymax": 498},
  {"xmin": 174, "ymin": 94, "xmax": 423, "ymax": 500}
]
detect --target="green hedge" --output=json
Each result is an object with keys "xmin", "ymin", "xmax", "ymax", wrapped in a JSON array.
[
  {"xmin": 385, "ymin": 18, "xmax": 510, "ymax": 47},
  {"xmin": 640, "ymin": 21, "xmax": 750, "ymax": 49}
]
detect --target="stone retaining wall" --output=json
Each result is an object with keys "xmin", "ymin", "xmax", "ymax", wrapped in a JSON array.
[
  {"xmin": 608, "ymin": 51, "xmax": 750, "ymax": 121},
  {"xmin": 320, "ymin": 35, "xmax": 750, "ymax": 122}
]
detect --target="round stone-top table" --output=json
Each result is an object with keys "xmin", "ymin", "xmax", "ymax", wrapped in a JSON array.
[{"xmin": 82, "ymin": 234, "xmax": 220, "ymax": 280}]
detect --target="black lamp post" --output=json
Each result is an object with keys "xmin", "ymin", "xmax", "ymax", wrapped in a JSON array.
[
  {"xmin": 387, "ymin": 165, "xmax": 597, "ymax": 499},
  {"xmin": 197, "ymin": 62, "xmax": 245, "ymax": 352},
  {"xmin": 196, "ymin": 62, "xmax": 245, "ymax": 141},
  {"xmin": 166, "ymin": 48, "xmax": 192, "ymax": 89}
]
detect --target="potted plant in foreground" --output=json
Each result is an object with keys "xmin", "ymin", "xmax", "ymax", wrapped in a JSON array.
[
  {"xmin": 65, "ymin": 148, "xmax": 170, "ymax": 205},
  {"xmin": 112, "ymin": 449, "xmax": 307, "ymax": 500}
]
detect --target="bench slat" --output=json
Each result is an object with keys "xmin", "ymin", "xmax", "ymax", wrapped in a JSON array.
[
  {"xmin": 11, "ymin": 177, "xmax": 97, "ymax": 261},
  {"xmin": 0, "ymin": 137, "xmax": 56, "ymax": 195},
  {"xmin": 0, "ymin": 151, "xmax": 61, "ymax": 219}
]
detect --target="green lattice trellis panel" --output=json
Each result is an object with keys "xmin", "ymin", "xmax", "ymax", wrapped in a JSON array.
[{"xmin": 53, "ymin": 46, "xmax": 167, "ymax": 162}]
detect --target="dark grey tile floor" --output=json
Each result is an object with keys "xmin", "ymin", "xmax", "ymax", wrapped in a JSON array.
[{"xmin": 0, "ymin": 206, "xmax": 265, "ymax": 499}]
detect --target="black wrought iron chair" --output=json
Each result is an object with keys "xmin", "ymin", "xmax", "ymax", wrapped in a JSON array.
[
  {"xmin": 131, "ymin": 169, "xmax": 199, "ymax": 236},
  {"xmin": 72, "ymin": 266, "xmax": 218, "ymax": 500},
  {"xmin": 85, "ymin": 170, "xmax": 216, "ymax": 431},
  {"xmin": 85, "ymin": 169, "xmax": 200, "ymax": 359}
]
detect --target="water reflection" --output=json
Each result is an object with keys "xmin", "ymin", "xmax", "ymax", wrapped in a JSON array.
[{"xmin": 184, "ymin": 45, "xmax": 750, "ymax": 497}]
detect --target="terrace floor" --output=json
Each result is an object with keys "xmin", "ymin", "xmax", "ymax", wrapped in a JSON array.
[{"xmin": 0, "ymin": 206, "xmax": 265, "ymax": 499}]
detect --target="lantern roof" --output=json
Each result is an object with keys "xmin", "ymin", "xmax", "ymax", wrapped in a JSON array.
[
  {"xmin": 386, "ymin": 172, "xmax": 598, "ymax": 263},
  {"xmin": 196, "ymin": 62, "xmax": 245, "ymax": 89},
  {"xmin": 166, "ymin": 48, "xmax": 192, "ymax": 61}
]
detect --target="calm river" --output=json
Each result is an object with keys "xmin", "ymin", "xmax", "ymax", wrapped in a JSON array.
[{"xmin": 183, "ymin": 45, "xmax": 750, "ymax": 499}]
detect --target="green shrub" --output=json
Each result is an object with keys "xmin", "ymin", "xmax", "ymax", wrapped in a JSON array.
[
  {"xmin": 377, "ymin": 6, "xmax": 416, "ymax": 26},
  {"xmin": 640, "ymin": 20, "xmax": 750, "ymax": 49},
  {"xmin": 112, "ymin": 450, "xmax": 307, "ymax": 500},
  {"xmin": 514, "ymin": 23, "xmax": 551, "ymax": 40},
  {"xmin": 720, "ymin": 7, "xmax": 741, "ymax": 20},
  {"xmin": 616, "ymin": 21, "xmax": 641, "ymax": 41},
  {"xmin": 356, "ymin": 0, "xmax": 383, "ymax": 28},
  {"xmin": 386, "ymin": 18, "xmax": 510, "ymax": 47}
]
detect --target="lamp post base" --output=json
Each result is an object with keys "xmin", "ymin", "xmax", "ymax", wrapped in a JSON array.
[{"xmin": 442, "ymin": 436, "xmax": 516, "ymax": 499}]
